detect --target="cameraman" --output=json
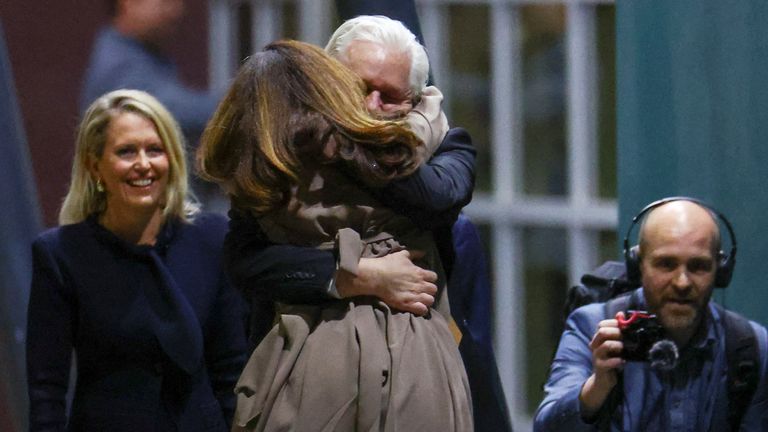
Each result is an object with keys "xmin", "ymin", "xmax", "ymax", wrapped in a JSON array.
[{"xmin": 534, "ymin": 199, "xmax": 768, "ymax": 431}]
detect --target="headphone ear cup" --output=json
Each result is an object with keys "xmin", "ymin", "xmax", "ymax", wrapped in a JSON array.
[
  {"xmin": 714, "ymin": 251, "xmax": 734, "ymax": 287},
  {"xmin": 625, "ymin": 245, "xmax": 642, "ymax": 285}
]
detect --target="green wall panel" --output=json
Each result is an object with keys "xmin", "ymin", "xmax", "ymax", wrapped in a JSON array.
[{"xmin": 617, "ymin": 1, "xmax": 768, "ymax": 325}]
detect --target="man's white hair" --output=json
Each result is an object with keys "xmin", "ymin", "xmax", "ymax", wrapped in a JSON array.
[{"xmin": 325, "ymin": 15, "xmax": 429, "ymax": 98}]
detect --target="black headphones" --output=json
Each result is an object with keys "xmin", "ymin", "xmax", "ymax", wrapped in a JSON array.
[{"xmin": 623, "ymin": 196, "xmax": 737, "ymax": 288}]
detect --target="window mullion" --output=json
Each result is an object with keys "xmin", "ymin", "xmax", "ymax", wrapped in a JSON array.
[
  {"xmin": 251, "ymin": 0, "xmax": 282, "ymax": 53},
  {"xmin": 208, "ymin": 0, "xmax": 237, "ymax": 91},
  {"xmin": 566, "ymin": 2, "xmax": 598, "ymax": 205},
  {"xmin": 419, "ymin": 2, "xmax": 452, "ymax": 114},
  {"xmin": 297, "ymin": 0, "xmax": 332, "ymax": 46}
]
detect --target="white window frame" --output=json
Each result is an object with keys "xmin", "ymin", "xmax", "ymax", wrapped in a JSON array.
[{"xmin": 208, "ymin": 1, "xmax": 617, "ymax": 429}]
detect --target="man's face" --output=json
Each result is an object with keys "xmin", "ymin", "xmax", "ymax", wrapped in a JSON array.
[
  {"xmin": 344, "ymin": 40, "xmax": 414, "ymax": 119},
  {"xmin": 639, "ymin": 203, "xmax": 718, "ymax": 345},
  {"xmin": 123, "ymin": 0, "xmax": 185, "ymax": 43}
]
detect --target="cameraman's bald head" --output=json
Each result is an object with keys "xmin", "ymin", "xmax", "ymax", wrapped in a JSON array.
[
  {"xmin": 636, "ymin": 200, "xmax": 723, "ymax": 345},
  {"xmin": 638, "ymin": 200, "xmax": 721, "ymax": 260}
]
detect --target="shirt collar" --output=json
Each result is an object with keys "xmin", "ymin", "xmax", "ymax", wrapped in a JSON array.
[{"xmin": 682, "ymin": 306, "xmax": 717, "ymax": 358}]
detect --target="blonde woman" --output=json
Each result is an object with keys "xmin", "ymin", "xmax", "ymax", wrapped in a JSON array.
[{"xmin": 27, "ymin": 89, "xmax": 247, "ymax": 431}]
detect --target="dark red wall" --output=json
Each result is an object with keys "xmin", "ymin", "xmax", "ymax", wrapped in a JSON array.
[{"xmin": 0, "ymin": 1, "xmax": 210, "ymax": 227}]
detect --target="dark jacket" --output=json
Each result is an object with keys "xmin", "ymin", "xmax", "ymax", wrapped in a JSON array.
[
  {"xmin": 26, "ymin": 213, "xmax": 247, "ymax": 432},
  {"xmin": 450, "ymin": 214, "xmax": 512, "ymax": 432}
]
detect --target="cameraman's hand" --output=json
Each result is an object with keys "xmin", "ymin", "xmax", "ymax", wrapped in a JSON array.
[
  {"xmin": 335, "ymin": 250, "xmax": 438, "ymax": 316},
  {"xmin": 579, "ymin": 313, "xmax": 626, "ymax": 420}
]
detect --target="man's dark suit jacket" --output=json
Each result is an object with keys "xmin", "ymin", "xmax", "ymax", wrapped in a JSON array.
[
  {"xmin": 27, "ymin": 213, "xmax": 247, "ymax": 431},
  {"xmin": 450, "ymin": 214, "xmax": 513, "ymax": 432},
  {"xmin": 226, "ymin": 128, "xmax": 512, "ymax": 431}
]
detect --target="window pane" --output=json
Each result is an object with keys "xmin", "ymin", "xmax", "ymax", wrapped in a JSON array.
[
  {"xmin": 237, "ymin": 3, "xmax": 252, "ymax": 62},
  {"xmin": 597, "ymin": 5, "xmax": 617, "ymax": 199},
  {"xmin": 599, "ymin": 228, "xmax": 620, "ymax": 264},
  {"xmin": 522, "ymin": 5, "xmax": 567, "ymax": 197},
  {"xmin": 282, "ymin": 1, "xmax": 299, "ymax": 40},
  {"xmin": 447, "ymin": 4, "xmax": 492, "ymax": 192},
  {"xmin": 523, "ymin": 226, "xmax": 567, "ymax": 414}
]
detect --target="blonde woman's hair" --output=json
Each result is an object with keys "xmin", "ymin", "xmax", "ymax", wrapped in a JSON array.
[{"xmin": 59, "ymin": 89, "xmax": 199, "ymax": 225}]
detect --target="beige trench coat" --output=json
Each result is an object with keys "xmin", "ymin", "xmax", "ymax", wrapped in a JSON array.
[{"xmin": 232, "ymin": 160, "xmax": 473, "ymax": 432}]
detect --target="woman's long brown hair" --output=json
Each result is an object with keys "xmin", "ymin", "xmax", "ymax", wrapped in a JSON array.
[{"xmin": 197, "ymin": 40, "xmax": 423, "ymax": 215}]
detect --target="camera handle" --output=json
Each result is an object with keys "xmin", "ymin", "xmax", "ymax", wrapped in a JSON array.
[{"xmin": 616, "ymin": 310, "xmax": 655, "ymax": 329}]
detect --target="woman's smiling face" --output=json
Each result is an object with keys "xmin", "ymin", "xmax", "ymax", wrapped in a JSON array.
[{"xmin": 90, "ymin": 111, "xmax": 170, "ymax": 218}]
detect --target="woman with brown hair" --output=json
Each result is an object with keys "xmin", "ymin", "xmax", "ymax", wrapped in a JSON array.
[{"xmin": 198, "ymin": 40, "xmax": 472, "ymax": 431}]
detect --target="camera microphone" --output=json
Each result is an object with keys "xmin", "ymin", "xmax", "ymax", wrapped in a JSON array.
[{"xmin": 648, "ymin": 339, "xmax": 679, "ymax": 371}]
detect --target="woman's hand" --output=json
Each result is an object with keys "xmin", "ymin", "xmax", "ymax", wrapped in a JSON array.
[{"xmin": 335, "ymin": 250, "xmax": 438, "ymax": 315}]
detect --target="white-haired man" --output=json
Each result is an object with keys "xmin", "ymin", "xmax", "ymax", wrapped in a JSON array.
[
  {"xmin": 321, "ymin": 18, "xmax": 511, "ymax": 432},
  {"xmin": 326, "ymin": 15, "xmax": 430, "ymax": 118}
]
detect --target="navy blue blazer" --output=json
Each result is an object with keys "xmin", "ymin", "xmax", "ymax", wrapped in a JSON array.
[{"xmin": 26, "ymin": 213, "xmax": 247, "ymax": 432}]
